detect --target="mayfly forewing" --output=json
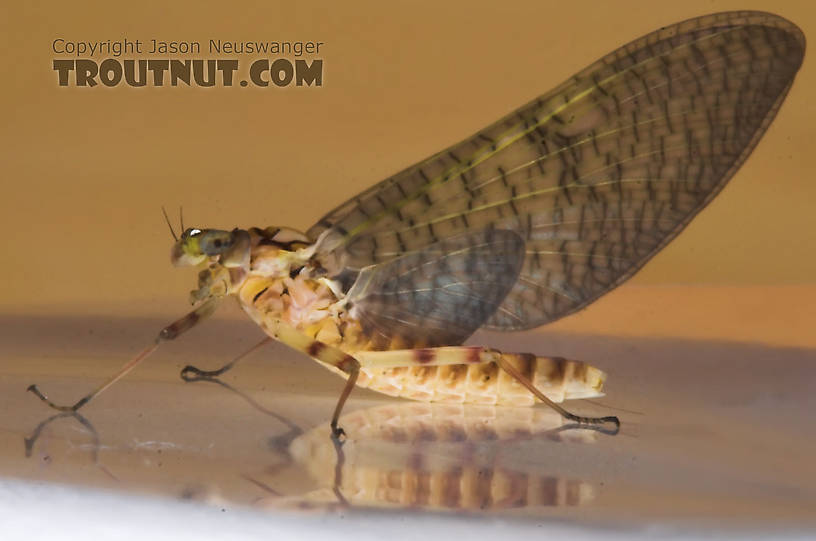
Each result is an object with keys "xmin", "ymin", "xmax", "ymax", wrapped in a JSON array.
[
  {"xmin": 308, "ymin": 11, "xmax": 804, "ymax": 330},
  {"xmin": 346, "ymin": 228, "xmax": 525, "ymax": 349}
]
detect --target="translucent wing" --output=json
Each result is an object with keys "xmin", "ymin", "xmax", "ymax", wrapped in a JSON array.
[
  {"xmin": 309, "ymin": 11, "xmax": 805, "ymax": 330},
  {"xmin": 346, "ymin": 229, "xmax": 524, "ymax": 349}
]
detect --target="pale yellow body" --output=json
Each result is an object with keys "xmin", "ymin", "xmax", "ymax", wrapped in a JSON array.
[{"xmin": 234, "ymin": 247, "xmax": 606, "ymax": 407}]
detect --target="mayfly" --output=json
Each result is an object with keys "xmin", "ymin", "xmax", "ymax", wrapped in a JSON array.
[{"xmin": 29, "ymin": 12, "xmax": 805, "ymax": 437}]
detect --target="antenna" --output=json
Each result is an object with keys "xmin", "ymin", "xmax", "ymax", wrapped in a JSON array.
[{"xmin": 161, "ymin": 206, "xmax": 178, "ymax": 241}]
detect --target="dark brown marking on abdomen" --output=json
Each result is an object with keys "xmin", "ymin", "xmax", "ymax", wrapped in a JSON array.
[
  {"xmin": 518, "ymin": 353, "xmax": 537, "ymax": 381},
  {"xmin": 412, "ymin": 366, "xmax": 438, "ymax": 385}
]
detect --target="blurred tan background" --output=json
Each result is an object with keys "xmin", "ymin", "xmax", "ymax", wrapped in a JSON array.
[{"xmin": 1, "ymin": 1, "xmax": 814, "ymax": 345}]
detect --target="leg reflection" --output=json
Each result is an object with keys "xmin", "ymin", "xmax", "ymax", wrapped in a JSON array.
[{"xmin": 24, "ymin": 411, "xmax": 117, "ymax": 480}]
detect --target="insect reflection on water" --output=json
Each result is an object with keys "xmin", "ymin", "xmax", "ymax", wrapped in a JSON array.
[
  {"xmin": 27, "ymin": 11, "xmax": 805, "ymax": 437},
  {"xmin": 23, "ymin": 398, "xmax": 603, "ymax": 513},
  {"xmin": 266, "ymin": 403, "xmax": 602, "ymax": 512}
]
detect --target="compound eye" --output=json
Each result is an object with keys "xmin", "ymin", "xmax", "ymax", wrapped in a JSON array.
[{"xmin": 199, "ymin": 230, "xmax": 233, "ymax": 256}]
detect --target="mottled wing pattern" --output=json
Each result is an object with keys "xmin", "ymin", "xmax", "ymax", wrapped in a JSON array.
[
  {"xmin": 346, "ymin": 229, "xmax": 524, "ymax": 348},
  {"xmin": 309, "ymin": 11, "xmax": 805, "ymax": 330}
]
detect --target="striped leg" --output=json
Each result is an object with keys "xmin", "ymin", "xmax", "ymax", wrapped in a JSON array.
[
  {"xmin": 352, "ymin": 346, "xmax": 620, "ymax": 431},
  {"xmin": 27, "ymin": 297, "xmax": 221, "ymax": 412},
  {"xmin": 264, "ymin": 319, "xmax": 360, "ymax": 439}
]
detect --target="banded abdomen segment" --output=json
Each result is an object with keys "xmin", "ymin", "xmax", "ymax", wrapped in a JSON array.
[
  {"xmin": 236, "ymin": 277, "xmax": 606, "ymax": 406},
  {"xmin": 349, "ymin": 349, "xmax": 606, "ymax": 406}
]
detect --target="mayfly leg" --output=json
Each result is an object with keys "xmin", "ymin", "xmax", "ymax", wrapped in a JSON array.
[
  {"xmin": 495, "ymin": 355, "xmax": 619, "ymax": 431},
  {"xmin": 27, "ymin": 297, "xmax": 221, "ymax": 412},
  {"xmin": 353, "ymin": 346, "xmax": 620, "ymax": 432},
  {"xmin": 180, "ymin": 337, "xmax": 273, "ymax": 380},
  {"xmin": 263, "ymin": 319, "xmax": 360, "ymax": 439}
]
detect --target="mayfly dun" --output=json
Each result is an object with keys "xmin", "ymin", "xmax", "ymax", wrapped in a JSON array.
[{"xmin": 28, "ymin": 12, "xmax": 805, "ymax": 438}]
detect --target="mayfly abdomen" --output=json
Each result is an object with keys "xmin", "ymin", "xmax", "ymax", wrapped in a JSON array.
[
  {"xmin": 236, "ymin": 270, "xmax": 605, "ymax": 407},
  {"xmin": 352, "ymin": 354, "xmax": 606, "ymax": 406}
]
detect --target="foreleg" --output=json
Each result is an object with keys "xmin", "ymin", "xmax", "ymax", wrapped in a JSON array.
[{"xmin": 27, "ymin": 297, "xmax": 221, "ymax": 412}]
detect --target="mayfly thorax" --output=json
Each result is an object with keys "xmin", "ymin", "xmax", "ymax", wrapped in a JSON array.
[{"xmin": 28, "ymin": 11, "xmax": 805, "ymax": 438}]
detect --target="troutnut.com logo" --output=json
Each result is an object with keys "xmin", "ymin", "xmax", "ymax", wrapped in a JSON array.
[{"xmin": 52, "ymin": 38, "xmax": 325, "ymax": 88}]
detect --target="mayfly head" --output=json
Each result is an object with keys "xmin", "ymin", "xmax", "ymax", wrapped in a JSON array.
[
  {"xmin": 171, "ymin": 227, "xmax": 251, "ymax": 269},
  {"xmin": 171, "ymin": 227, "xmax": 253, "ymax": 305}
]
